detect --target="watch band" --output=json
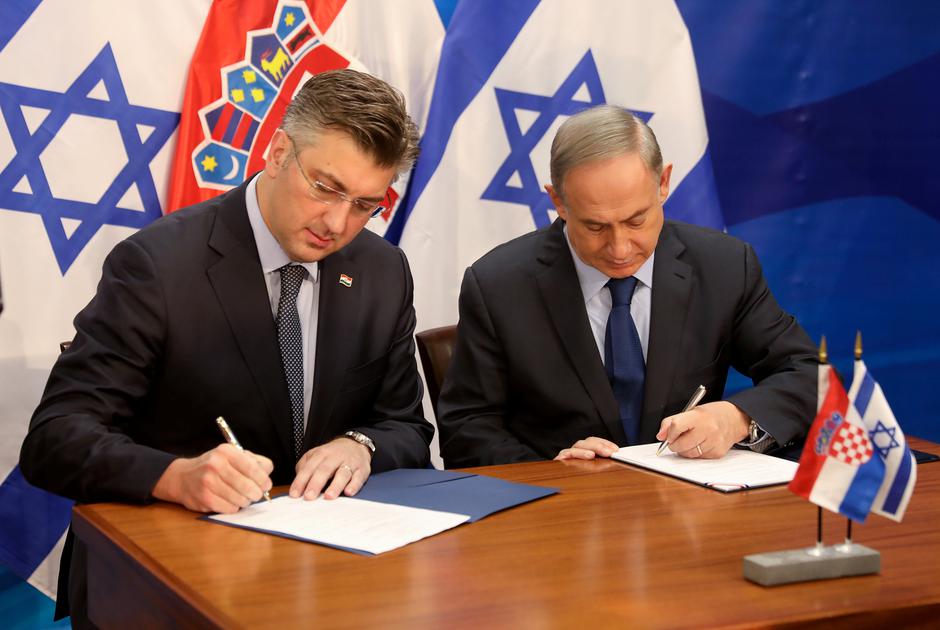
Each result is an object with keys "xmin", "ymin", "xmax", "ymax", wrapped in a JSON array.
[{"xmin": 343, "ymin": 430, "xmax": 376, "ymax": 455}]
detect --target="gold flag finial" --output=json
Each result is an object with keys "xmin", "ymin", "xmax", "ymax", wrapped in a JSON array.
[
  {"xmin": 855, "ymin": 330, "xmax": 863, "ymax": 360},
  {"xmin": 819, "ymin": 335, "xmax": 828, "ymax": 364}
]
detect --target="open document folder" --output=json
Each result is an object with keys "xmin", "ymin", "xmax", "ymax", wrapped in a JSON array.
[
  {"xmin": 207, "ymin": 469, "xmax": 557, "ymax": 554},
  {"xmin": 611, "ymin": 443, "xmax": 799, "ymax": 492}
]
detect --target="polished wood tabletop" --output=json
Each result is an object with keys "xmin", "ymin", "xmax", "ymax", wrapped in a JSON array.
[{"xmin": 73, "ymin": 438, "xmax": 940, "ymax": 629}]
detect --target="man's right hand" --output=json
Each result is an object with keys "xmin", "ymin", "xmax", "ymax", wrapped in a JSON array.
[
  {"xmin": 554, "ymin": 436, "xmax": 620, "ymax": 461},
  {"xmin": 151, "ymin": 444, "xmax": 273, "ymax": 513}
]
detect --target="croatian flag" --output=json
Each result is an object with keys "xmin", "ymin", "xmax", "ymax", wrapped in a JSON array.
[
  {"xmin": 166, "ymin": 0, "xmax": 444, "ymax": 240},
  {"xmin": 789, "ymin": 365, "xmax": 886, "ymax": 522},
  {"xmin": 390, "ymin": 0, "xmax": 723, "ymax": 332},
  {"xmin": 848, "ymin": 360, "xmax": 916, "ymax": 522}
]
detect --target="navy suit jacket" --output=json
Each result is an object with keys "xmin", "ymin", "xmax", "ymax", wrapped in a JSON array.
[
  {"xmin": 20, "ymin": 179, "xmax": 431, "ymax": 619},
  {"xmin": 438, "ymin": 218, "xmax": 817, "ymax": 467}
]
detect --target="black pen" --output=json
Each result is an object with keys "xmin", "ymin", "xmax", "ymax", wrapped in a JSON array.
[
  {"xmin": 655, "ymin": 385, "xmax": 707, "ymax": 456},
  {"xmin": 216, "ymin": 416, "xmax": 272, "ymax": 502}
]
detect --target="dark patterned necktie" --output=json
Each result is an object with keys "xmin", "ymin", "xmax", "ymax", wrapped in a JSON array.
[
  {"xmin": 605, "ymin": 276, "xmax": 645, "ymax": 445},
  {"xmin": 277, "ymin": 264, "xmax": 307, "ymax": 460}
]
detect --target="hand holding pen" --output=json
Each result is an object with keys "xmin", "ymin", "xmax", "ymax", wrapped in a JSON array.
[
  {"xmin": 217, "ymin": 416, "xmax": 273, "ymax": 502},
  {"xmin": 655, "ymin": 385, "xmax": 707, "ymax": 456}
]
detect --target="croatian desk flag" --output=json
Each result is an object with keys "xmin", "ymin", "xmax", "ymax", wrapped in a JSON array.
[
  {"xmin": 848, "ymin": 360, "xmax": 917, "ymax": 522},
  {"xmin": 789, "ymin": 365, "xmax": 886, "ymax": 522}
]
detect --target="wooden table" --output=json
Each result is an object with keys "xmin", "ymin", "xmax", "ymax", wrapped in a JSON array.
[{"xmin": 73, "ymin": 438, "xmax": 940, "ymax": 629}]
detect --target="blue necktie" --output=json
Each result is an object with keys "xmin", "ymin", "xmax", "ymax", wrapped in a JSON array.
[
  {"xmin": 605, "ymin": 276, "xmax": 645, "ymax": 445},
  {"xmin": 277, "ymin": 264, "xmax": 307, "ymax": 461}
]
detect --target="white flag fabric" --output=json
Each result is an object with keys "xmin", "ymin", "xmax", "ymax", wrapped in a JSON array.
[
  {"xmin": 392, "ymin": 0, "xmax": 722, "ymax": 334},
  {"xmin": 0, "ymin": 0, "xmax": 212, "ymax": 598},
  {"xmin": 848, "ymin": 359, "xmax": 917, "ymax": 522}
]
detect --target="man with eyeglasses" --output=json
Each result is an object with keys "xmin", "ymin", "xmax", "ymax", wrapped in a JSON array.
[{"xmin": 21, "ymin": 69, "xmax": 432, "ymax": 625}]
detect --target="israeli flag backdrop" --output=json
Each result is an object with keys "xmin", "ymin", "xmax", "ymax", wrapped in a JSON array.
[{"xmin": 392, "ymin": 0, "xmax": 721, "ymax": 331}]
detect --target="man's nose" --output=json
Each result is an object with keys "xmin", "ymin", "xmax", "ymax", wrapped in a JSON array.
[
  {"xmin": 607, "ymin": 228, "xmax": 633, "ymax": 260},
  {"xmin": 321, "ymin": 199, "xmax": 353, "ymax": 235}
]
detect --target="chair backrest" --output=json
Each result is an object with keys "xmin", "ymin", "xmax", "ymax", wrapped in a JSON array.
[{"xmin": 415, "ymin": 325, "xmax": 457, "ymax": 420}]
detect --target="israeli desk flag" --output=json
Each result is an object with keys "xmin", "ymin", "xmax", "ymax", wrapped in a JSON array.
[
  {"xmin": 848, "ymin": 360, "xmax": 917, "ymax": 522},
  {"xmin": 391, "ymin": 0, "xmax": 723, "ymax": 332}
]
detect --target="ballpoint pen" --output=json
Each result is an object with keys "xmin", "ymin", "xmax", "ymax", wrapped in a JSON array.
[
  {"xmin": 655, "ymin": 384, "xmax": 707, "ymax": 456},
  {"xmin": 216, "ymin": 416, "xmax": 272, "ymax": 502}
]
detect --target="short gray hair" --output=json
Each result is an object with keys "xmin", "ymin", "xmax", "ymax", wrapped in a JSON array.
[
  {"xmin": 549, "ymin": 105, "xmax": 663, "ymax": 200},
  {"xmin": 281, "ymin": 69, "xmax": 420, "ymax": 179}
]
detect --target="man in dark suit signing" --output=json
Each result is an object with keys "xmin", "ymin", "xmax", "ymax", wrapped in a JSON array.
[
  {"xmin": 438, "ymin": 105, "xmax": 817, "ymax": 468},
  {"xmin": 20, "ymin": 69, "xmax": 432, "ymax": 624}
]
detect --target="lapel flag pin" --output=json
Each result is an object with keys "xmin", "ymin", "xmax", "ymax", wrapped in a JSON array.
[{"xmin": 339, "ymin": 273, "xmax": 353, "ymax": 288}]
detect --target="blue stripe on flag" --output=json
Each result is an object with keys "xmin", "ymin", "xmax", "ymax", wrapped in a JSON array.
[
  {"xmin": 664, "ymin": 149, "xmax": 724, "ymax": 229},
  {"xmin": 0, "ymin": 467, "xmax": 72, "ymax": 580},
  {"xmin": 837, "ymin": 453, "xmax": 885, "ymax": 522},
  {"xmin": 854, "ymin": 368, "xmax": 876, "ymax": 416},
  {"xmin": 0, "ymin": 0, "xmax": 41, "ymax": 53},
  {"xmin": 882, "ymin": 446, "xmax": 913, "ymax": 514},
  {"xmin": 386, "ymin": 0, "xmax": 540, "ymax": 244}
]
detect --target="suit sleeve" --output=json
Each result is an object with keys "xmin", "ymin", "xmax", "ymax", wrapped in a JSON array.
[
  {"xmin": 437, "ymin": 267, "xmax": 541, "ymax": 468},
  {"xmin": 356, "ymin": 249, "xmax": 433, "ymax": 471},
  {"xmin": 725, "ymin": 243, "xmax": 818, "ymax": 447},
  {"xmin": 19, "ymin": 238, "xmax": 176, "ymax": 503}
]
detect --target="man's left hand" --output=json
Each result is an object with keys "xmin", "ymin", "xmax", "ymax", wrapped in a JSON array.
[
  {"xmin": 290, "ymin": 437, "xmax": 372, "ymax": 500},
  {"xmin": 655, "ymin": 401, "xmax": 749, "ymax": 459}
]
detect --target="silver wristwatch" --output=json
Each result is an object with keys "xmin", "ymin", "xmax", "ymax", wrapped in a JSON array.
[
  {"xmin": 747, "ymin": 418, "xmax": 760, "ymax": 443},
  {"xmin": 343, "ymin": 430, "xmax": 376, "ymax": 455}
]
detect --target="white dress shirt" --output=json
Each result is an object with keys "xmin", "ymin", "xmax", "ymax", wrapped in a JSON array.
[{"xmin": 245, "ymin": 174, "xmax": 320, "ymax": 430}]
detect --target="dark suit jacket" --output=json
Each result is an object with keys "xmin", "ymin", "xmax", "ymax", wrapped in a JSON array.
[
  {"xmin": 19, "ymin": 180, "xmax": 432, "ymax": 620},
  {"xmin": 438, "ymin": 218, "xmax": 817, "ymax": 468}
]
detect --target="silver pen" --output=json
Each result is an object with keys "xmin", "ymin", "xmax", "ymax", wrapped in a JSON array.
[
  {"xmin": 216, "ymin": 416, "xmax": 272, "ymax": 502},
  {"xmin": 655, "ymin": 385, "xmax": 707, "ymax": 456}
]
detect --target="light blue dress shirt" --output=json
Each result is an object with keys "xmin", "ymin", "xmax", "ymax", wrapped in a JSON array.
[
  {"xmin": 563, "ymin": 225, "xmax": 654, "ymax": 365},
  {"xmin": 562, "ymin": 226, "xmax": 771, "ymax": 450},
  {"xmin": 245, "ymin": 174, "xmax": 320, "ymax": 430}
]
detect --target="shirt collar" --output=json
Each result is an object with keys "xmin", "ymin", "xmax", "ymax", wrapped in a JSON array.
[
  {"xmin": 563, "ymin": 223, "xmax": 655, "ymax": 304},
  {"xmin": 245, "ymin": 174, "xmax": 319, "ymax": 282}
]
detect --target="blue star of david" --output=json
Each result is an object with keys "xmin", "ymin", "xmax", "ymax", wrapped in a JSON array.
[
  {"xmin": 482, "ymin": 50, "xmax": 652, "ymax": 228},
  {"xmin": 0, "ymin": 43, "xmax": 179, "ymax": 274},
  {"xmin": 868, "ymin": 420, "xmax": 900, "ymax": 460}
]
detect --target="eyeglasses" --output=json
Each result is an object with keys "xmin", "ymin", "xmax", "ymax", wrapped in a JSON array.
[{"xmin": 290, "ymin": 142, "xmax": 388, "ymax": 218}]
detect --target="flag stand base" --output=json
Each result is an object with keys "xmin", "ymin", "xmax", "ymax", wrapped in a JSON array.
[{"xmin": 743, "ymin": 543, "xmax": 880, "ymax": 586}]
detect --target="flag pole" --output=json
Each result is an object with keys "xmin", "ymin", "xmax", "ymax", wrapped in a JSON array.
[
  {"xmin": 816, "ymin": 506, "xmax": 824, "ymax": 552},
  {"xmin": 844, "ymin": 331, "xmax": 863, "ymax": 547},
  {"xmin": 814, "ymin": 337, "xmax": 828, "ymax": 553}
]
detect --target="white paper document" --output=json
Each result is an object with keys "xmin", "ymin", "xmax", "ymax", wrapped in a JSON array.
[
  {"xmin": 209, "ymin": 496, "xmax": 470, "ymax": 554},
  {"xmin": 611, "ymin": 443, "xmax": 799, "ymax": 492}
]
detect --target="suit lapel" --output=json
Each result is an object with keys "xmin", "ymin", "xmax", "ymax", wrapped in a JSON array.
[
  {"xmin": 306, "ymin": 250, "xmax": 361, "ymax": 447},
  {"xmin": 535, "ymin": 220, "xmax": 624, "ymax": 442},
  {"xmin": 642, "ymin": 222, "xmax": 693, "ymax": 436},
  {"xmin": 206, "ymin": 187, "xmax": 294, "ymax": 460}
]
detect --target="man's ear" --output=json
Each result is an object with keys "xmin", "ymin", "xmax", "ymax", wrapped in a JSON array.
[
  {"xmin": 263, "ymin": 129, "xmax": 291, "ymax": 176},
  {"xmin": 545, "ymin": 184, "xmax": 568, "ymax": 220},
  {"xmin": 659, "ymin": 163, "xmax": 673, "ymax": 203}
]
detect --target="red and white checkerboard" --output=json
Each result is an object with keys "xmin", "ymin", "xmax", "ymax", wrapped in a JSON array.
[{"xmin": 829, "ymin": 423, "xmax": 874, "ymax": 465}]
